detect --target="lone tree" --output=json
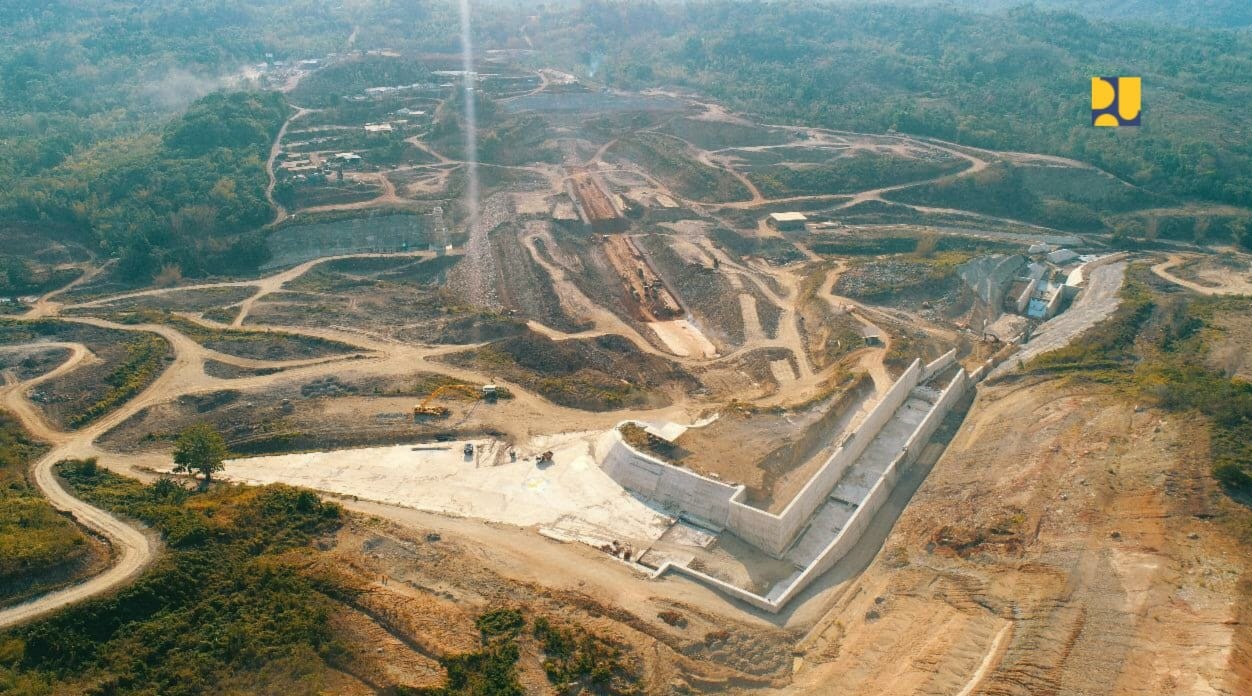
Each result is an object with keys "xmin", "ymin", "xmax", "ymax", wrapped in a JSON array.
[{"xmin": 172, "ymin": 423, "xmax": 229, "ymax": 486}]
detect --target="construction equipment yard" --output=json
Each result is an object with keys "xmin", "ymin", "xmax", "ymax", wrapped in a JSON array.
[{"xmin": 2, "ymin": 63, "xmax": 1248, "ymax": 695}]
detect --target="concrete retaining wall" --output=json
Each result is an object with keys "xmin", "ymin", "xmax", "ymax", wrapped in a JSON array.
[
  {"xmin": 753, "ymin": 375, "xmax": 871, "ymax": 491},
  {"xmin": 750, "ymin": 359, "xmax": 923, "ymax": 555},
  {"xmin": 608, "ymin": 360, "xmax": 924, "ymax": 557},
  {"xmin": 1014, "ymin": 277, "xmax": 1039, "ymax": 314},
  {"xmin": 901, "ymin": 370, "xmax": 966, "ymax": 466},
  {"xmin": 920, "ymin": 349, "xmax": 958, "ymax": 382},
  {"xmin": 600, "ymin": 437, "xmax": 739, "ymax": 528},
  {"xmin": 653, "ymin": 366, "xmax": 970, "ymax": 612},
  {"xmin": 1044, "ymin": 286, "xmax": 1066, "ymax": 319}
]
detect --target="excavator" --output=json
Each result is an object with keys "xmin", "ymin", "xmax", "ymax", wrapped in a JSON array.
[{"xmin": 413, "ymin": 383, "xmax": 496, "ymax": 420}]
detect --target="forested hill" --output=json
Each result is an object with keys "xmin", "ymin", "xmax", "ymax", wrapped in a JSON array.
[
  {"xmin": 3, "ymin": 92, "xmax": 288, "ymax": 279},
  {"xmin": 914, "ymin": 0, "xmax": 1252, "ymax": 30},
  {"xmin": 1, "ymin": 1, "xmax": 1250, "ymax": 282},
  {"xmin": 552, "ymin": 1, "xmax": 1252, "ymax": 208}
]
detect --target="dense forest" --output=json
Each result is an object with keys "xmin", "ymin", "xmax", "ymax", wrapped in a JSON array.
[
  {"xmin": 926, "ymin": 0, "xmax": 1252, "ymax": 29},
  {"xmin": 3, "ymin": 91, "xmax": 288, "ymax": 279},
  {"xmin": 1, "ymin": 0, "xmax": 1250, "ymax": 280},
  {"xmin": 548, "ymin": 2, "xmax": 1252, "ymax": 210}
]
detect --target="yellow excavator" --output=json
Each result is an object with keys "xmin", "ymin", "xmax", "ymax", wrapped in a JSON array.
[{"xmin": 413, "ymin": 383, "xmax": 491, "ymax": 419}]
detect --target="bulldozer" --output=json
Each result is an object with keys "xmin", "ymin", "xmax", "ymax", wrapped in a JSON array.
[{"xmin": 413, "ymin": 383, "xmax": 484, "ymax": 420}]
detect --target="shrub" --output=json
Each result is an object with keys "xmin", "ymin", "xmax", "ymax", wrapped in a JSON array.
[{"xmin": 476, "ymin": 608, "xmax": 525, "ymax": 640}]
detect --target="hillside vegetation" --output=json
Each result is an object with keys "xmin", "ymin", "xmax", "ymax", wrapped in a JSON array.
[
  {"xmin": 1025, "ymin": 268, "xmax": 1252, "ymax": 497},
  {"xmin": 572, "ymin": 2, "xmax": 1252, "ymax": 213},
  {"xmin": 0, "ymin": 414, "xmax": 100, "ymax": 606},
  {"xmin": 0, "ymin": 465, "xmax": 640, "ymax": 695},
  {"xmin": 930, "ymin": 0, "xmax": 1252, "ymax": 29},
  {"xmin": 3, "ymin": 91, "xmax": 288, "ymax": 280}
]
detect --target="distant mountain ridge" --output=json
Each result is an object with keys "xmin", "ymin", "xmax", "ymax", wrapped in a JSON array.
[{"xmin": 917, "ymin": 0, "xmax": 1252, "ymax": 29}]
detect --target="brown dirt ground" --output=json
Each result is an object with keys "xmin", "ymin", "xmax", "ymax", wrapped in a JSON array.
[
  {"xmin": 786, "ymin": 377, "xmax": 1250, "ymax": 695},
  {"xmin": 305, "ymin": 514, "xmax": 799, "ymax": 694},
  {"xmin": 1206, "ymin": 312, "xmax": 1252, "ymax": 383}
]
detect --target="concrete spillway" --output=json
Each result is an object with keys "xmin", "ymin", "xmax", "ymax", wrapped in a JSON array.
[{"xmin": 598, "ymin": 352, "xmax": 969, "ymax": 612}]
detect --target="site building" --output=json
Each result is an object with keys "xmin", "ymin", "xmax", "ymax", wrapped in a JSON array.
[{"xmin": 767, "ymin": 212, "xmax": 808, "ymax": 231}]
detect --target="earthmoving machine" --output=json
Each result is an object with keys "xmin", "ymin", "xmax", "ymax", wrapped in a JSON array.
[{"xmin": 414, "ymin": 383, "xmax": 485, "ymax": 420}]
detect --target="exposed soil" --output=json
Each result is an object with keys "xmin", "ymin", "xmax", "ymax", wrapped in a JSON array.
[
  {"xmin": 638, "ymin": 234, "xmax": 746, "ymax": 350},
  {"xmin": 1207, "ymin": 310, "xmax": 1252, "ymax": 382},
  {"xmin": 439, "ymin": 329, "xmax": 696, "ymax": 411},
  {"xmin": 0, "ymin": 321, "xmax": 173, "ymax": 430},
  {"xmin": 788, "ymin": 379, "xmax": 1249, "ymax": 695},
  {"xmin": 673, "ymin": 374, "xmax": 870, "ymax": 508},
  {"xmin": 0, "ymin": 346, "xmax": 73, "ymax": 382}
]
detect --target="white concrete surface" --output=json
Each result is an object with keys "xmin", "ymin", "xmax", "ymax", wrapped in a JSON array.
[{"xmin": 219, "ymin": 435, "xmax": 674, "ymax": 544}]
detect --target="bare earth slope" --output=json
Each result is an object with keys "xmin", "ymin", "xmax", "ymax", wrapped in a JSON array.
[{"xmin": 788, "ymin": 378, "xmax": 1249, "ymax": 695}]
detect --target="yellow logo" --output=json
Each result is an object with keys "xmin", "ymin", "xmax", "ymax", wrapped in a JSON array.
[{"xmin": 1092, "ymin": 77, "xmax": 1141, "ymax": 127}]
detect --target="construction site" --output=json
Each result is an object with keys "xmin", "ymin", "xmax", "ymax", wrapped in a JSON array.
[{"xmin": 2, "ymin": 51, "xmax": 1248, "ymax": 696}]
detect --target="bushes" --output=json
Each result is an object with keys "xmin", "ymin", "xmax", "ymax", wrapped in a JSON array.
[
  {"xmin": 0, "ymin": 413, "xmax": 94, "ymax": 600},
  {"xmin": 69, "ymin": 335, "xmax": 170, "ymax": 428},
  {"xmin": 476, "ymin": 608, "xmax": 525, "ymax": 640},
  {"xmin": 1137, "ymin": 350, "xmax": 1252, "ymax": 498},
  {"xmin": 1, "ymin": 466, "xmax": 348, "ymax": 694},
  {"xmin": 1028, "ymin": 277, "xmax": 1155, "ymax": 374},
  {"xmin": 533, "ymin": 617, "xmax": 635, "ymax": 693},
  {"xmin": 888, "ymin": 163, "xmax": 1110, "ymax": 232}
]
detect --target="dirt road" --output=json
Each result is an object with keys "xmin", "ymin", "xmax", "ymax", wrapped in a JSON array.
[
  {"xmin": 265, "ymin": 106, "xmax": 310, "ymax": 225},
  {"xmin": 1152, "ymin": 253, "xmax": 1252, "ymax": 296},
  {"xmin": 0, "ymin": 344, "xmax": 159, "ymax": 630}
]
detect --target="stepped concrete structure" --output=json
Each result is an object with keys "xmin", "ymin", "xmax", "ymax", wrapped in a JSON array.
[{"xmin": 597, "ymin": 352, "xmax": 969, "ymax": 612}]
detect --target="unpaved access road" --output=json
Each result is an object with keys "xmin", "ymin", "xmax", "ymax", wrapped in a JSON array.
[
  {"xmin": 0, "ymin": 344, "xmax": 159, "ymax": 630},
  {"xmin": 0, "ymin": 249, "xmax": 712, "ymax": 627},
  {"xmin": 1152, "ymin": 253, "xmax": 1252, "ymax": 296}
]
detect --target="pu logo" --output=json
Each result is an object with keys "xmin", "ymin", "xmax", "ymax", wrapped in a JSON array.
[{"xmin": 1092, "ymin": 77, "xmax": 1141, "ymax": 127}]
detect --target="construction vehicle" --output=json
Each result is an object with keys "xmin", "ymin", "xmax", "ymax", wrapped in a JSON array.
[{"xmin": 414, "ymin": 383, "xmax": 483, "ymax": 420}]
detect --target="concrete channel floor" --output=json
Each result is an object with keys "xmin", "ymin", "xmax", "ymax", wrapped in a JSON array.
[{"xmin": 785, "ymin": 396, "xmax": 931, "ymax": 567}]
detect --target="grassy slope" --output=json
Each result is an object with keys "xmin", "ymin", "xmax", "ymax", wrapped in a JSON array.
[
  {"xmin": 0, "ymin": 413, "xmax": 98, "ymax": 606},
  {"xmin": 1025, "ymin": 266, "xmax": 1252, "ymax": 495},
  {"xmin": 0, "ymin": 465, "xmax": 636, "ymax": 695}
]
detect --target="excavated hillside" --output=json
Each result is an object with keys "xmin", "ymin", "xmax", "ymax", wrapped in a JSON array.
[{"xmin": 787, "ymin": 378, "xmax": 1250, "ymax": 695}]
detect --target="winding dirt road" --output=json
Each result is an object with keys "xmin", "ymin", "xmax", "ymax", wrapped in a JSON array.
[
  {"xmin": 0, "ymin": 343, "xmax": 158, "ymax": 630},
  {"xmin": 1151, "ymin": 253, "xmax": 1252, "ymax": 296},
  {"xmin": 265, "ymin": 106, "xmax": 311, "ymax": 225}
]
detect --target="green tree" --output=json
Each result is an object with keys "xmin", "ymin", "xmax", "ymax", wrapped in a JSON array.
[
  {"xmin": 172, "ymin": 424, "xmax": 228, "ymax": 486},
  {"xmin": 1231, "ymin": 219, "xmax": 1251, "ymax": 251}
]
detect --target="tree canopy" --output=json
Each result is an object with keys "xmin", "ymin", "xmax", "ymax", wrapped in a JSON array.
[{"xmin": 172, "ymin": 423, "xmax": 229, "ymax": 484}]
